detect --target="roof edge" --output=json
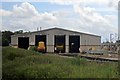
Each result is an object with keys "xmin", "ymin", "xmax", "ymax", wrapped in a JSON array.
[{"xmin": 11, "ymin": 27, "xmax": 101, "ymax": 37}]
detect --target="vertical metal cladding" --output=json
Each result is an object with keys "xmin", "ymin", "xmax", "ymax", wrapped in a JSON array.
[{"xmin": 11, "ymin": 28, "xmax": 101, "ymax": 53}]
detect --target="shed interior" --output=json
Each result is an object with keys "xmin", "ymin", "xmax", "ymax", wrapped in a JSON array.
[
  {"xmin": 54, "ymin": 35, "xmax": 65, "ymax": 53},
  {"xmin": 18, "ymin": 37, "xmax": 29, "ymax": 49},
  {"xmin": 69, "ymin": 35, "xmax": 80, "ymax": 53},
  {"xmin": 35, "ymin": 35, "xmax": 46, "ymax": 52}
]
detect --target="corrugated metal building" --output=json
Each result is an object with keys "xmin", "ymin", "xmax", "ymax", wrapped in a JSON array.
[{"xmin": 11, "ymin": 28, "xmax": 101, "ymax": 53}]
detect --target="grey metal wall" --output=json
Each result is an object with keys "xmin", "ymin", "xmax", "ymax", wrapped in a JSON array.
[
  {"xmin": 80, "ymin": 34, "xmax": 101, "ymax": 46},
  {"xmin": 11, "ymin": 28, "xmax": 101, "ymax": 52}
]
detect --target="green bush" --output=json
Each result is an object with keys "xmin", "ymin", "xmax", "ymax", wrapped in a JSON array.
[
  {"xmin": 29, "ymin": 46, "xmax": 37, "ymax": 52},
  {"xmin": 2, "ymin": 38, "xmax": 9, "ymax": 46}
]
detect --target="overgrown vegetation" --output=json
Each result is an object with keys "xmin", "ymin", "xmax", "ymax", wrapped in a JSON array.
[
  {"xmin": 2, "ymin": 30, "xmax": 24, "ymax": 46},
  {"xmin": 2, "ymin": 31, "xmax": 14, "ymax": 46},
  {"xmin": 29, "ymin": 46, "xmax": 37, "ymax": 52},
  {"xmin": 2, "ymin": 47, "xmax": 118, "ymax": 79}
]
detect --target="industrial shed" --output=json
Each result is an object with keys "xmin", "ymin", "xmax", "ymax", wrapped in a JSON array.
[{"xmin": 11, "ymin": 28, "xmax": 101, "ymax": 53}]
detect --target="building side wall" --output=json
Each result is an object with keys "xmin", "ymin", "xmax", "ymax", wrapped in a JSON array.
[
  {"xmin": 11, "ymin": 29, "xmax": 101, "ymax": 53},
  {"xmin": 80, "ymin": 34, "xmax": 101, "ymax": 51},
  {"xmin": 80, "ymin": 34, "xmax": 101, "ymax": 46},
  {"xmin": 80, "ymin": 45, "xmax": 101, "ymax": 52},
  {"xmin": 11, "ymin": 36, "xmax": 18, "ymax": 45},
  {"xmin": 11, "ymin": 33, "xmax": 35, "ymax": 46}
]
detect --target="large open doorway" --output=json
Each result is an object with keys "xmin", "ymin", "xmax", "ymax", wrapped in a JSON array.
[
  {"xmin": 69, "ymin": 35, "xmax": 80, "ymax": 53},
  {"xmin": 35, "ymin": 35, "xmax": 47, "ymax": 52},
  {"xmin": 54, "ymin": 35, "xmax": 65, "ymax": 53},
  {"xmin": 18, "ymin": 37, "xmax": 29, "ymax": 49}
]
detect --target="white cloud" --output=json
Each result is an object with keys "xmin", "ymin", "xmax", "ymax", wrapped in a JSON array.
[
  {"xmin": 0, "ymin": 9, "xmax": 12, "ymax": 16},
  {"xmin": 108, "ymin": 0, "xmax": 119, "ymax": 9},
  {"xmin": 48, "ymin": 0, "xmax": 119, "ymax": 8},
  {"xmin": 49, "ymin": 0, "xmax": 109, "ymax": 5},
  {"xmin": 12, "ymin": 2, "xmax": 38, "ymax": 18},
  {"xmin": 73, "ymin": 4, "xmax": 117, "ymax": 41},
  {"xmin": 1, "ymin": 1, "xmax": 118, "ymax": 42},
  {"xmin": 104, "ymin": 15, "xmax": 118, "ymax": 24},
  {"xmin": 1, "ymin": 2, "xmax": 59, "ymax": 31}
]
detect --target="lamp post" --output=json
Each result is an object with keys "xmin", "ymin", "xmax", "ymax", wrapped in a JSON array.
[{"xmin": 110, "ymin": 34, "xmax": 113, "ymax": 51}]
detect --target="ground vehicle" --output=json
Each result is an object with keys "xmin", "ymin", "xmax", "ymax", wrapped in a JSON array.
[
  {"xmin": 55, "ymin": 43, "xmax": 64, "ymax": 53},
  {"xmin": 37, "ymin": 41, "xmax": 45, "ymax": 52},
  {"xmin": 56, "ymin": 45, "xmax": 63, "ymax": 51}
]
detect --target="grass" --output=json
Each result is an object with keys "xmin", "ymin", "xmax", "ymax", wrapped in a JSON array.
[{"xmin": 2, "ymin": 47, "xmax": 119, "ymax": 79}]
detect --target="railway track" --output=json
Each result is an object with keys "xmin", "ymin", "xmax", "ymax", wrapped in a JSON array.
[
  {"xmin": 80, "ymin": 55, "xmax": 118, "ymax": 62},
  {"xmin": 58, "ymin": 53, "xmax": 119, "ymax": 62}
]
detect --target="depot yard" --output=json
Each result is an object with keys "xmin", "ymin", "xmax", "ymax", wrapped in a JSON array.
[{"xmin": 2, "ymin": 47, "xmax": 119, "ymax": 79}]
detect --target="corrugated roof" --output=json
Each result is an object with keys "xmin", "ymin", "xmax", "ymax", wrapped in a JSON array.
[{"xmin": 12, "ymin": 27, "xmax": 101, "ymax": 37}]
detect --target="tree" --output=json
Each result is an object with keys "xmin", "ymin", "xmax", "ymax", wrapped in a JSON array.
[
  {"xmin": 2, "ymin": 38, "xmax": 9, "ymax": 46},
  {"xmin": 14, "ymin": 30, "xmax": 23, "ymax": 34},
  {"xmin": 2, "ymin": 31, "xmax": 14, "ymax": 46}
]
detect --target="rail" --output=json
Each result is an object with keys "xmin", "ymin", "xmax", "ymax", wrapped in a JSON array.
[
  {"xmin": 58, "ymin": 53, "xmax": 119, "ymax": 62},
  {"xmin": 80, "ymin": 55, "xmax": 118, "ymax": 62}
]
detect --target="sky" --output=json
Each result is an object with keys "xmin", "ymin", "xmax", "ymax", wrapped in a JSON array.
[{"xmin": 0, "ymin": 0, "xmax": 119, "ymax": 42}]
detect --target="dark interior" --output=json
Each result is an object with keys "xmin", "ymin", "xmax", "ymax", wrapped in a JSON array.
[
  {"xmin": 54, "ymin": 35, "xmax": 65, "ymax": 53},
  {"xmin": 18, "ymin": 37, "xmax": 29, "ymax": 49},
  {"xmin": 69, "ymin": 35, "xmax": 80, "ymax": 53},
  {"xmin": 35, "ymin": 35, "xmax": 46, "ymax": 52}
]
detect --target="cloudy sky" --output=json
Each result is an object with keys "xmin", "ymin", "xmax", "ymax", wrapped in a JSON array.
[{"xmin": 0, "ymin": 0, "xmax": 119, "ymax": 42}]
